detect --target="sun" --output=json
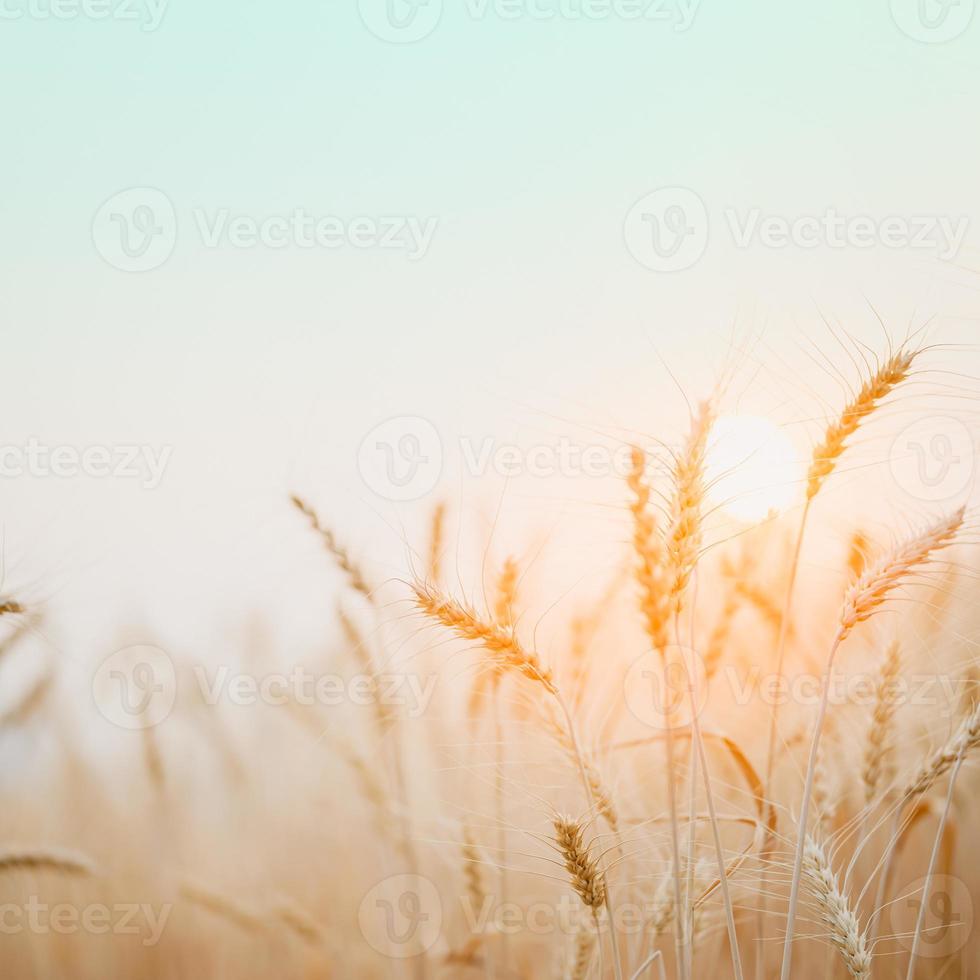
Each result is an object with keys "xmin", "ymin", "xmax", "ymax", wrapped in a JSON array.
[{"xmin": 705, "ymin": 414, "xmax": 803, "ymax": 522}]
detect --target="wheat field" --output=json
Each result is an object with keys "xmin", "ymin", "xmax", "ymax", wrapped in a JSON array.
[{"xmin": 0, "ymin": 334, "xmax": 977, "ymax": 980}]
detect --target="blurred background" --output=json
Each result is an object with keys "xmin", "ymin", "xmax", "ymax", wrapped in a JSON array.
[{"xmin": 1, "ymin": 0, "xmax": 978, "ymax": 677}]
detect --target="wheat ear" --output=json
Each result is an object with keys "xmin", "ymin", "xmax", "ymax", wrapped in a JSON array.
[
  {"xmin": 0, "ymin": 848, "xmax": 96, "ymax": 877},
  {"xmin": 447, "ymin": 824, "xmax": 488, "ymax": 965},
  {"xmin": 412, "ymin": 581, "xmax": 555, "ymax": 691},
  {"xmin": 274, "ymin": 899, "xmax": 323, "ymax": 945},
  {"xmin": 461, "ymin": 824, "xmax": 486, "ymax": 911},
  {"xmin": 627, "ymin": 446, "xmax": 685, "ymax": 977},
  {"xmin": 554, "ymin": 817, "xmax": 607, "ymax": 911},
  {"xmin": 904, "ymin": 745, "xmax": 965, "ymax": 979},
  {"xmin": 664, "ymin": 404, "xmax": 744, "ymax": 980},
  {"xmin": 568, "ymin": 927, "xmax": 596, "ymax": 980},
  {"xmin": 806, "ymin": 347, "xmax": 916, "ymax": 499},
  {"xmin": 863, "ymin": 641, "xmax": 902, "ymax": 804},
  {"xmin": 494, "ymin": 556, "xmax": 519, "ymax": 628},
  {"xmin": 627, "ymin": 448, "xmax": 672, "ymax": 650},
  {"xmin": 840, "ymin": 508, "xmax": 965, "ymax": 640},
  {"xmin": 413, "ymin": 577, "xmax": 621, "ymax": 969},
  {"xmin": 0, "ymin": 599, "xmax": 24, "ymax": 617},
  {"xmin": 782, "ymin": 507, "xmax": 965, "ymax": 980},
  {"xmin": 291, "ymin": 494, "xmax": 374, "ymax": 603},
  {"xmin": 427, "ymin": 500, "xmax": 446, "ymax": 584},
  {"xmin": 802, "ymin": 837, "xmax": 872, "ymax": 980},
  {"xmin": 665, "ymin": 400, "xmax": 713, "ymax": 609},
  {"xmin": 180, "ymin": 882, "xmax": 265, "ymax": 933},
  {"xmin": 627, "ymin": 447, "xmax": 684, "ymax": 957},
  {"xmin": 902, "ymin": 700, "xmax": 980, "ymax": 802},
  {"xmin": 764, "ymin": 349, "xmax": 917, "ymax": 980}
]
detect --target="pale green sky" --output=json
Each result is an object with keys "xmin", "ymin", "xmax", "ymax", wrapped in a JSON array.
[{"xmin": 0, "ymin": 0, "xmax": 978, "ymax": 651}]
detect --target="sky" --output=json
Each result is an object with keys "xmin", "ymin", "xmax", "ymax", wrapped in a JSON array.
[{"xmin": 0, "ymin": 0, "xmax": 978, "ymax": 671}]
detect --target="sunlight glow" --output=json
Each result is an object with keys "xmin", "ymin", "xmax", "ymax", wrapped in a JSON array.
[{"xmin": 706, "ymin": 415, "xmax": 803, "ymax": 522}]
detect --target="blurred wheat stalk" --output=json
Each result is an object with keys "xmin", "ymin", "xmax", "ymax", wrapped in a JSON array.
[{"xmin": 0, "ymin": 335, "xmax": 977, "ymax": 980}]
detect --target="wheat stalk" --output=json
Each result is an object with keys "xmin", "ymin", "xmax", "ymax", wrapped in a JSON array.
[
  {"xmin": 627, "ymin": 446, "xmax": 685, "ymax": 975},
  {"xmin": 663, "ymin": 403, "xmax": 744, "ymax": 980},
  {"xmin": 764, "ymin": 345, "xmax": 918, "ymax": 978},
  {"xmin": 446, "ymin": 824, "xmax": 489, "ymax": 965},
  {"xmin": 646, "ymin": 875, "xmax": 676, "ymax": 943},
  {"xmin": 414, "ymin": 577, "xmax": 622, "ymax": 975},
  {"xmin": 904, "ymin": 747, "xmax": 965, "ymax": 979},
  {"xmin": 782, "ymin": 506, "xmax": 965, "ymax": 980}
]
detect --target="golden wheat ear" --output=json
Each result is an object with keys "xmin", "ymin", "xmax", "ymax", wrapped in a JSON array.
[
  {"xmin": 626, "ymin": 446, "xmax": 671, "ymax": 651},
  {"xmin": 553, "ymin": 816, "xmax": 606, "ymax": 912},
  {"xmin": 665, "ymin": 398, "xmax": 714, "ymax": 610},
  {"xmin": 839, "ymin": 507, "xmax": 965, "ymax": 640},
  {"xmin": 807, "ymin": 346, "xmax": 917, "ymax": 500},
  {"xmin": 411, "ymin": 580, "xmax": 555, "ymax": 691}
]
